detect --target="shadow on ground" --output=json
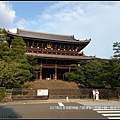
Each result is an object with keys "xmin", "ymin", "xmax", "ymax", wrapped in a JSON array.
[{"xmin": 0, "ymin": 106, "xmax": 22, "ymax": 119}]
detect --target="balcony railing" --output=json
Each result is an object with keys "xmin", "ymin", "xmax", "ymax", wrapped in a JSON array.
[
  {"xmin": 26, "ymin": 47, "xmax": 83, "ymax": 56},
  {"xmin": 37, "ymin": 64, "xmax": 77, "ymax": 69}
]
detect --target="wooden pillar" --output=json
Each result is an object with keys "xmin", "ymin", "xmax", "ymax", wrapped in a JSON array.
[
  {"xmin": 55, "ymin": 65, "xmax": 57, "ymax": 80},
  {"xmin": 69, "ymin": 66, "xmax": 71, "ymax": 72},
  {"xmin": 40, "ymin": 64, "xmax": 42, "ymax": 80},
  {"xmin": 63, "ymin": 74, "xmax": 64, "ymax": 80},
  {"xmin": 35, "ymin": 64, "xmax": 39, "ymax": 80},
  {"xmin": 36, "ymin": 73, "xmax": 38, "ymax": 80}
]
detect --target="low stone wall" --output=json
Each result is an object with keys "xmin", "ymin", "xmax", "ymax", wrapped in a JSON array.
[{"xmin": 5, "ymin": 88, "xmax": 120, "ymax": 101}]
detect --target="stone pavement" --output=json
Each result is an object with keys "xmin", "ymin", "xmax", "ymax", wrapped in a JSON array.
[{"xmin": 0, "ymin": 98, "xmax": 120, "ymax": 106}]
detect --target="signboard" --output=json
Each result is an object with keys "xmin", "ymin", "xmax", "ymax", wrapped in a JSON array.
[{"xmin": 37, "ymin": 89, "xmax": 48, "ymax": 96}]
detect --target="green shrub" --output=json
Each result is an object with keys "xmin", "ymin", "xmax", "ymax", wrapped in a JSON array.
[
  {"xmin": 0, "ymin": 87, "xmax": 6, "ymax": 102},
  {"xmin": 21, "ymin": 84, "xmax": 31, "ymax": 88}
]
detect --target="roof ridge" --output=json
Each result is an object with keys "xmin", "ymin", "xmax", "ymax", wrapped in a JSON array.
[{"xmin": 17, "ymin": 28, "xmax": 74, "ymax": 38}]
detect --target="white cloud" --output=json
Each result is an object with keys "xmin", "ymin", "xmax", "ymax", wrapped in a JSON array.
[
  {"xmin": 6, "ymin": 18, "xmax": 26, "ymax": 33},
  {"xmin": 1, "ymin": 1, "xmax": 120, "ymax": 59},
  {"xmin": 0, "ymin": 1, "xmax": 34, "ymax": 32},
  {"xmin": 36, "ymin": 1, "xmax": 120, "ymax": 59},
  {"xmin": 0, "ymin": 1, "xmax": 15, "ymax": 28},
  {"xmin": 16, "ymin": 19, "xmax": 25, "ymax": 29},
  {"xmin": 8, "ymin": 28, "xmax": 17, "ymax": 33}
]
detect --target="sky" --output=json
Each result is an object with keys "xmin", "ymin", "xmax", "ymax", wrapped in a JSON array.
[{"xmin": 0, "ymin": 1, "xmax": 120, "ymax": 59}]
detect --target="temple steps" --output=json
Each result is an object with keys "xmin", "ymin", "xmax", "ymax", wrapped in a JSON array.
[{"xmin": 25, "ymin": 79, "xmax": 80, "ymax": 89}]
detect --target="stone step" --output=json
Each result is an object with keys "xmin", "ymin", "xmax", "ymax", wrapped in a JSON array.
[{"xmin": 25, "ymin": 80, "xmax": 80, "ymax": 89}]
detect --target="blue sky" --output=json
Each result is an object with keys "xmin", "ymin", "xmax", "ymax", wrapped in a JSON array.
[{"xmin": 0, "ymin": 1, "xmax": 120, "ymax": 59}]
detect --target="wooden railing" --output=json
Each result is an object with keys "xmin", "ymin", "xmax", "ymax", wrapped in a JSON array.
[
  {"xmin": 26, "ymin": 47, "xmax": 83, "ymax": 56},
  {"xmin": 37, "ymin": 64, "xmax": 77, "ymax": 69}
]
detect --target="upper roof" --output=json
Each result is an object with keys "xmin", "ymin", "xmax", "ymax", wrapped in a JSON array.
[{"xmin": 8, "ymin": 28, "xmax": 91, "ymax": 44}]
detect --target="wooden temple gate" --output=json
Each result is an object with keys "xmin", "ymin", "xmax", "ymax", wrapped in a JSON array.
[{"xmin": 36, "ymin": 64, "xmax": 77, "ymax": 80}]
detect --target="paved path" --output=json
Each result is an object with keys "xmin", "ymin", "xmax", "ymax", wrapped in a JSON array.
[{"xmin": 1, "ymin": 99, "xmax": 120, "ymax": 119}]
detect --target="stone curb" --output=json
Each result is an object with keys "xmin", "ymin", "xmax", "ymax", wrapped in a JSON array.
[{"xmin": 0, "ymin": 99, "xmax": 119, "ymax": 105}]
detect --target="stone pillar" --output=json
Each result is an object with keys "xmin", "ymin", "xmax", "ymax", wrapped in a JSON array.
[
  {"xmin": 55, "ymin": 65, "xmax": 57, "ymax": 80},
  {"xmin": 40, "ymin": 64, "xmax": 42, "ymax": 80}
]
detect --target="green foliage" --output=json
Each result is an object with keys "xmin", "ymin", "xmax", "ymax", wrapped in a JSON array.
[
  {"xmin": 64, "ymin": 58, "xmax": 120, "ymax": 89},
  {"xmin": 0, "ymin": 28, "xmax": 40, "ymax": 89},
  {"xmin": 77, "ymin": 59, "xmax": 106, "ymax": 88},
  {"xmin": 113, "ymin": 42, "xmax": 120, "ymax": 58},
  {"xmin": 21, "ymin": 84, "xmax": 31, "ymax": 88},
  {"xmin": 64, "ymin": 72, "xmax": 77, "ymax": 82},
  {"xmin": 26, "ymin": 55, "xmax": 40, "ymax": 80},
  {"xmin": 0, "ymin": 28, "xmax": 10, "ymax": 61},
  {"xmin": 0, "ymin": 60, "xmax": 32, "ymax": 88},
  {"xmin": 9, "ymin": 36, "xmax": 26, "ymax": 63},
  {"xmin": 0, "ymin": 87, "xmax": 5, "ymax": 102},
  {"xmin": 70, "ymin": 64, "xmax": 77, "ymax": 67},
  {"xmin": 108, "ymin": 58, "xmax": 120, "ymax": 88},
  {"xmin": 64, "ymin": 41, "xmax": 120, "ymax": 89}
]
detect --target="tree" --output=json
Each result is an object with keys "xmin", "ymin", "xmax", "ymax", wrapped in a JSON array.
[
  {"xmin": 65, "ymin": 41, "xmax": 120, "ymax": 89},
  {"xmin": 0, "ymin": 61, "xmax": 31, "ymax": 88},
  {"xmin": 0, "ymin": 28, "xmax": 40, "ymax": 88},
  {"xmin": 9, "ymin": 36, "xmax": 26, "ymax": 63},
  {"xmin": 113, "ymin": 42, "xmax": 120, "ymax": 58},
  {"xmin": 111, "ymin": 42, "xmax": 120, "ymax": 89},
  {"xmin": 64, "ymin": 72, "xmax": 78, "ymax": 82},
  {"xmin": 10, "ymin": 36, "xmax": 40, "ymax": 80},
  {"xmin": 26, "ymin": 55, "xmax": 40, "ymax": 80},
  {"xmin": 108, "ymin": 58, "xmax": 120, "ymax": 89},
  {"xmin": 64, "ymin": 59, "xmax": 112, "ymax": 89},
  {"xmin": 0, "ymin": 28, "xmax": 10, "ymax": 61},
  {"xmin": 77, "ymin": 59, "xmax": 105, "ymax": 88}
]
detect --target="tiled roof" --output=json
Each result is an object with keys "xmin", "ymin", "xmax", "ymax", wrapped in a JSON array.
[
  {"xmin": 8, "ymin": 28, "xmax": 91, "ymax": 44},
  {"xmin": 17, "ymin": 28, "xmax": 76, "ymax": 41}
]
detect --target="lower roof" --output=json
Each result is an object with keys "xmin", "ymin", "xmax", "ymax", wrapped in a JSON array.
[{"xmin": 26, "ymin": 53, "xmax": 96, "ymax": 60}]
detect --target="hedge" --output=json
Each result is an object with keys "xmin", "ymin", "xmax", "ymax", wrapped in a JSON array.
[{"xmin": 0, "ymin": 87, "xmax": 6, "ymax": 102}]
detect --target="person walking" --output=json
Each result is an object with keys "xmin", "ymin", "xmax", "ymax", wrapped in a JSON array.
[
  {"xmin": 95, "ymin": 89, "xmax": 99, "ymax": 100},
  {"xmin": 92, "ymin": 89, "xmax": 96, "ymax": 101}
]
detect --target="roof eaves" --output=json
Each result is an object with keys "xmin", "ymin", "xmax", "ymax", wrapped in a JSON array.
[
  {"xmin": 26, "ymin": 53, "xmax": 95, "ymax": 60},
  {"xmin": 8, "ymin": 32, "xmax": 90, "ymax": 44},
  {"xmin": 17, "ymin": 28, "xmax": 74, "ymax": 38}
]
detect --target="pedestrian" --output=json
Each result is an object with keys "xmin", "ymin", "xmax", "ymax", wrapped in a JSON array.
[
  {"xmin": 92, "ymin": 89, "xmax": 96, "ymax": 101},
  {"xmin": 95, "ymin": 89, "xmax": 99, "ymax": 100}
]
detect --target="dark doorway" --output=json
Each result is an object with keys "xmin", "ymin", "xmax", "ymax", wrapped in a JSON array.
[
  {"xmin": 57, "ymin": 69, "xmax": 69, "ymax": 80},
  {"xmin": 42, "ymin": 68, "xmax": 55, "ymax": 79}
]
